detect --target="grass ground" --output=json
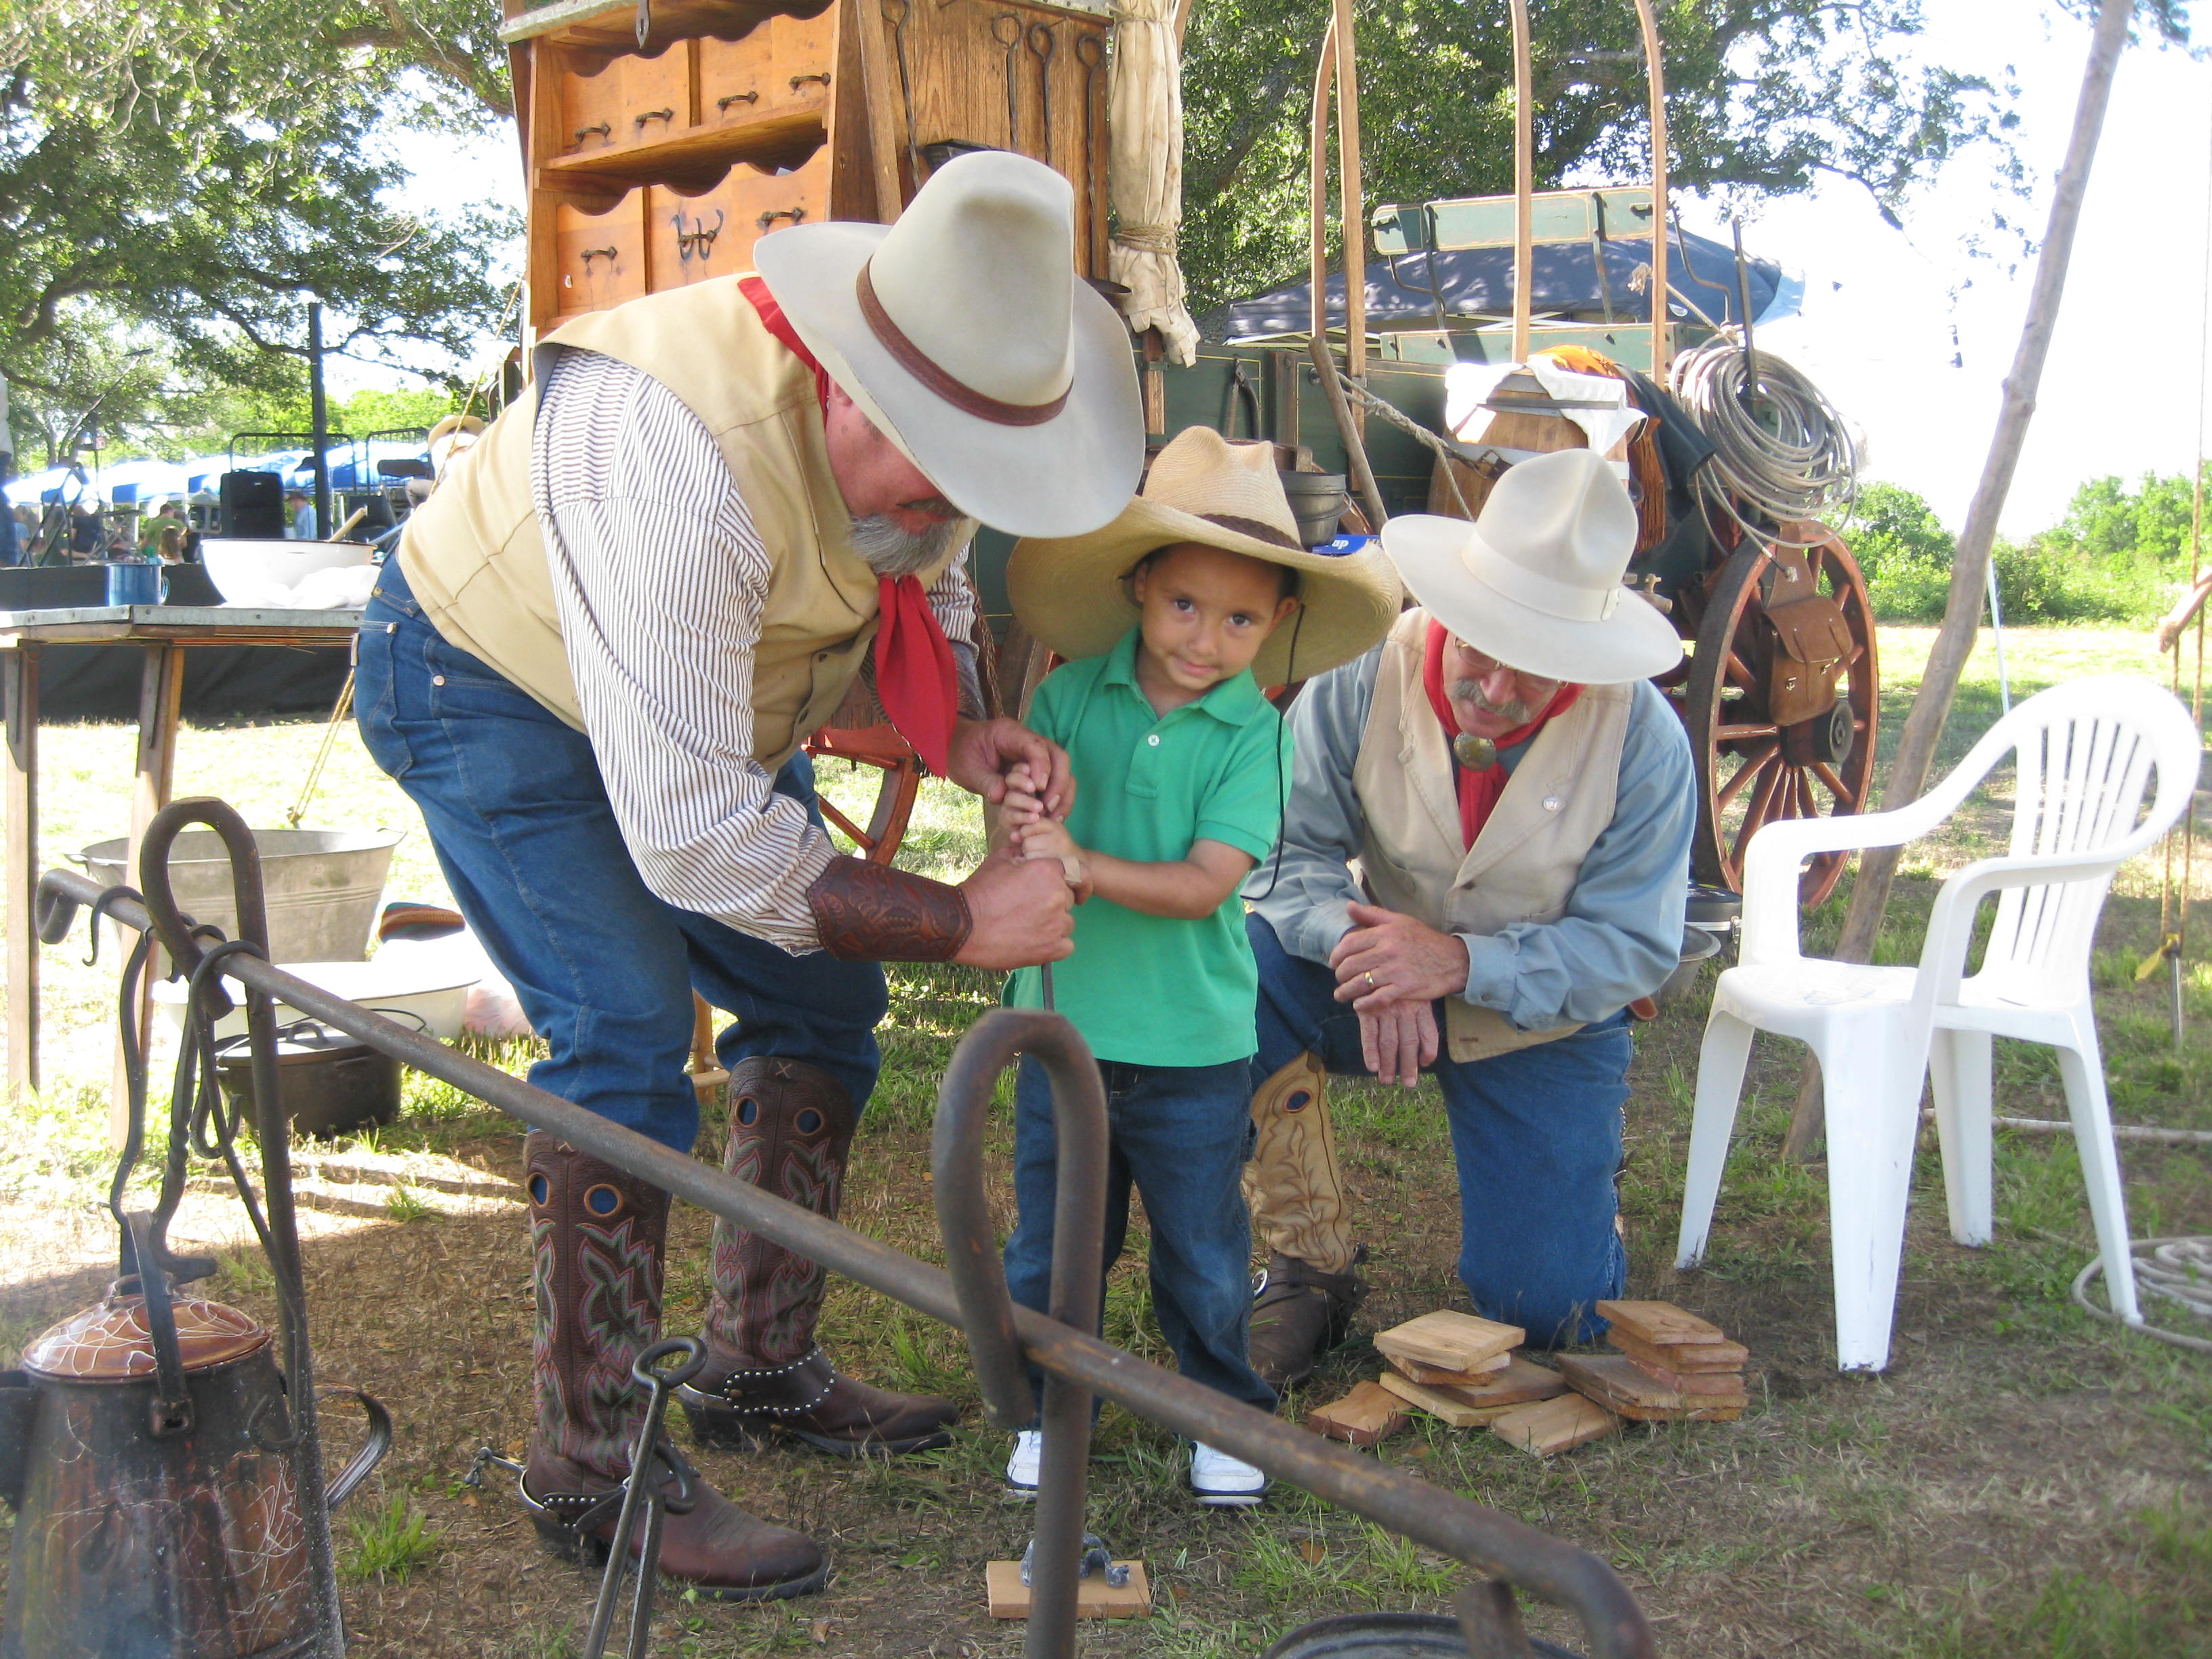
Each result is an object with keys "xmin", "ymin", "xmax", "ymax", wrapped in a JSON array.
[{"xmin": 1, "ymin": 623, "xmax": 2209, "ymax": 1658}]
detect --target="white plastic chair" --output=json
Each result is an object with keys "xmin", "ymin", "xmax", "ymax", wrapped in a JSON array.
[{"xmin": 1673, "ymin": 676, "xmax": 2203, "ymax": 1371}]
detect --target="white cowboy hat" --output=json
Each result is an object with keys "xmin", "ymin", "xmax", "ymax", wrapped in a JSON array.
[
  {"xmin": 752, "ymin": 152, "xmax": 1141, "ymax": 539},
  {"xmin": 1380, "ymin": 448, "xmax": 1681, "ymax": 684},
  {"xmin": 1008, "ymin": 426, "xmax": 1401, "ymax": 684}
]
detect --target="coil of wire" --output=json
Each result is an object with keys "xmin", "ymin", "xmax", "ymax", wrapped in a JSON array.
[{"xmin": 1670, "ymin": 337, "xmax": 1858, "ymax": 544}]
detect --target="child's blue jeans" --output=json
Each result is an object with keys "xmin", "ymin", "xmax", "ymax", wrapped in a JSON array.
[
  {"xmin": 1248, "ymin": 912, "xmax": 1630, "ymax": 1347},
  {"xmin": 1002, "ymin": 1052, "xmax": 1279, "ymax": 1418}
]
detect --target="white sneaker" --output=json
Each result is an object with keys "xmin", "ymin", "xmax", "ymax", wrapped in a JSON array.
[
  {"xmin": 1005, "ymin": 1429, "xmax": 1043, "ymax": 1496},
  {"xmin": 1189, "ymin": 1443, "xmax": 1267, "ymax": 1507}
]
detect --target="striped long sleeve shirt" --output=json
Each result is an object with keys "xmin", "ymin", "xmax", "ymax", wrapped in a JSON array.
[{"xmin": 530, "ymin": 347, "xmax": 977, "ymax": 954}]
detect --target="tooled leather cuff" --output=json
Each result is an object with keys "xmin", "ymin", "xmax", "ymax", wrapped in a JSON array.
[{"xmin": 806, "ymin": 856, "xmax": 972, "ymax": 962}]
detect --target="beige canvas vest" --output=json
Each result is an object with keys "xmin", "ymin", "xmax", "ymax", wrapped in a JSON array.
[
  {"xmin": 1351, "ymin": 609, "xmax": 1632, "ymax": 1062},
  {"xmin": 398, "ymin": 276, "xmax": 958, "ymax": 769}
]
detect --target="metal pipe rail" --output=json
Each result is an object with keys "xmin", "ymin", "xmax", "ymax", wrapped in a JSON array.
[{"xmin": 36, "ymin": 815, "xmax": 1654, "ymax": 1659}]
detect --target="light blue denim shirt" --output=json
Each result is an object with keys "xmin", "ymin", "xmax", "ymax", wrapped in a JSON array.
[{"xmin": 1245, "ymin": 646, "xmax": 1696, "ymax": 1031}]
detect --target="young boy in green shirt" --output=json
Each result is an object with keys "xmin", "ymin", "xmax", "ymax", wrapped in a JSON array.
[{"xmin": 996, "ymin": 427, "xmax": 1398, "ymax": 1505}]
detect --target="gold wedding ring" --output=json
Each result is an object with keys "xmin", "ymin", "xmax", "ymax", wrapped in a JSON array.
[{"xmin": 1364, "ymin": 970, "xmax": 1376, "ymax": 989}]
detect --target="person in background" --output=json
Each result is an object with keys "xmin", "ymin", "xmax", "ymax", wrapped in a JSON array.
[
  {"xmin": 1240, "ymin": 449, "xmax": 1696, "ymax": 1387},
  {"xmin": 994, "ymin": 428, "xmax": 1399, "ymax": 1505},
  {"xmin": 285, "ymin": 489, "xmax": 314, "ymax": 539},
  {"xmin": 68, "ymin": 499, "xmax": 102, "ymax": 558},
  {"xmin": 157, "ymin": 524, "xmax": 186, "ymax": 563}
]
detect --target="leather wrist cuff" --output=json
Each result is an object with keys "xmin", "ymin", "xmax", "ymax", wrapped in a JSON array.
[{"xmin": 806, "ymin": 856, "xmax": 972, "ymax": 962}]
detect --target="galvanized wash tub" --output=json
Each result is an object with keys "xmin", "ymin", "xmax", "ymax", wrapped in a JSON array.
[{"xmin": 81, "ymin": 828, "xmax": 404, "ymax": 965}]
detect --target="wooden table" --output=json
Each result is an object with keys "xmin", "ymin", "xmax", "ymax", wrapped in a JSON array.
[{"xmin": 1, "ymin": 606, "xmax": 362, "ymax": 1113}]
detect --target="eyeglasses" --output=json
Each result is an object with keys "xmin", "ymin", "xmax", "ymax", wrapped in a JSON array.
[{"xmin": 1447, "ymin": 636, "xmax": 1562, "ymax": 697}]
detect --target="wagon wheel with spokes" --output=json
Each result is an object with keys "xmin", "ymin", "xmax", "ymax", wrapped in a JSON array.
[{"xmin": 1675, "ymin": 526, "xmax": 1878, "ymax": 907}]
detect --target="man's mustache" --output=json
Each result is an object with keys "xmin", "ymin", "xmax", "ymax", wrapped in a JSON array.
[
  {"xmin": 899, "ymin": 495, "xmax": 960, "ymax": 523},
  {"xmin": 1448, "ymin": 679, "xmax": 1530, "ymax": 724}
]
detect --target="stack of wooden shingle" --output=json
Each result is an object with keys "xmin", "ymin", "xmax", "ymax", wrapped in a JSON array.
[{"xmin": 1557, "ymin": 1300, "xmax": 1748, "ymax": 1422}]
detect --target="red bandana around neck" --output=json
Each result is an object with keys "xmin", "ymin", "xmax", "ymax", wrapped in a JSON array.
[
  {"xmin": 739, "ymin": 275, "xmax": 958, "ymax": 775},
  {"xmin": 1421, "ymin": 619, "xmax": 1582, "ymax": 850}
]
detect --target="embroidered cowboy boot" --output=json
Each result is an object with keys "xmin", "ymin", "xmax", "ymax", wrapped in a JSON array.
[
  {"xmin": 680, "ymin": 1058, "xmax": 958, "ymax": 1455},
  {"xmin": 519, "ymin": 1132, "xmax": 827, "ymax": 1599},
  {"xmin": 1242, "ymin": 1051, "xmax": 1369, "ymax": 1391}
]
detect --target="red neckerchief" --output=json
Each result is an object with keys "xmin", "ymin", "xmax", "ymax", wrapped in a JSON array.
[
  {"xmin": 739, "ymin": 275, "xmax": 958, "ymax": 776},
  {"xmin": 1421, "ymin": 619, "xmax": 1582, "ymax": 850}
]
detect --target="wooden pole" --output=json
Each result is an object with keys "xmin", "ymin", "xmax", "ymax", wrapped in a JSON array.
[
  {"xmin": 1630, "ymin": 0, "xmax": 1669, "ymax": 375},
  {"xmin": 1508, "ymin": 0, "xmax": 1532, "ymax": 363},
  {"xmin": 1780, "ymin": 0, "xmax": 2137, "ymax": 1160},
  {"xmin": 1309, "ymin": 17, "xmax": 1336, "ymax": 346},
  {"xmin": 1308, "ymin": 336, "xmax": 1389, "ymax": 529},
  {"xmin": 853, "ymin": 0, "xmax": 906, "ymax": 220},
  {"xmin": 1331, "ymin": 0, "xmax": 1366, "ymax": 389}
]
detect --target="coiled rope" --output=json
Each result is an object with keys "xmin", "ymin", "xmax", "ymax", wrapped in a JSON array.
[
  {"xmin": 2072, "ymin": 1235, "xmax": 2212, "ymax": 1356},
  {"xmin": 1669, "ymin": 336, "xmax": 1858, "ymax": 546}
]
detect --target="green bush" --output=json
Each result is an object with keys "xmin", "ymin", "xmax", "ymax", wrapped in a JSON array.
[{"xmin": 1835, "ymin": 480, "xmax": 2178, "ymax": 626}]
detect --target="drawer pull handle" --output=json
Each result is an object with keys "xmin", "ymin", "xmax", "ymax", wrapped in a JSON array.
[
  {"xmin": 717, "ymin": 89, "xmax": 760, "ymax": 110},
  {"xmin": 758, "ymin": 207, "xmax": 808, "ymax": 230},
  {"xmin": 579, "ymin": 246, "xmax": 620, "ymax": 267},
  {"xmin": 789, "ymin": 72, "xmax": 832, "ymax": 90},
  {"xmin": 674, "ymin": 207, "xmax": 726, "ymax": 261},
  {"xmin": 572, "ymin": 122, "xmax": 613, "ymax": 145},
  {"xmin": 634, "ymin": 106, "xmax": 676, "ymax": 130}
]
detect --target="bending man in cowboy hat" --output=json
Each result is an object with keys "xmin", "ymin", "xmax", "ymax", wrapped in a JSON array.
[
  {"xmin": 354, "ymin": 154, "xmax": 1139, "ymax": 1598},
  {"xmin": 1242, "ymin": 449, "xmax": 1694, "ymax": 1387}
]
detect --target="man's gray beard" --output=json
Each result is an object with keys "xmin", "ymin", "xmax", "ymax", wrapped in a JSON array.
[
  {"xmin": 1448, "ymin": 678, "xmax": 1531, "ymax": 726},
  {"xmin": 847, "ymin": 511, "xmax": 977, "ymax": 577}
]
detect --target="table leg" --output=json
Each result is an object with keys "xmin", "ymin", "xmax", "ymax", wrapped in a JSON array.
[
  {"xmin": 4, "ymin": 644, "xmax": 39, "ymax": 1105},
  {"xmin": 112, "ymin": 644, "xmax": 185, "ymax": 1145}
]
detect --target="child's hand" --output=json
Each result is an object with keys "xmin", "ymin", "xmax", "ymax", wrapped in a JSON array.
[
  {"xmin": 999, "ymin": 762, "xmax": 1048, "ymax": 828},
  {"xmin": 1016, "ymin": 817, "xmax": 1090, "ymax": 902}
]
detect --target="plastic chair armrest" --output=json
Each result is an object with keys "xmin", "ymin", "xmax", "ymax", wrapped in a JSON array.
[
  {"xmin": 1914, "ymin": 848, "xmax": 2127, "ymax": 1000},
  {"xmin": 1737, "ymin": 805, "xmax": 1929, "ymax": 964}
]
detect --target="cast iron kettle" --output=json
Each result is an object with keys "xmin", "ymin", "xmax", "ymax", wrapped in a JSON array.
[
  {"xmin": 0, "ymin": 1263, "xmax": 387, "ymax": 1659},
  {"xmin": 2, "ymin": 846, "xmax": 391, "ymax": 1659}
]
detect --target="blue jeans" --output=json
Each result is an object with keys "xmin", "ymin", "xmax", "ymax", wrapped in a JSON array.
[
  {"xmin": 353, "ymin": 561, "xmax": 888, "ymax": 1154},
  {"xmin": 1247, "ymin": 913, "xmax": 1629, "ymax": 1347},
  {"xmin": 1002, "ymin": 1053, "xmax": 1277, "ymax": 1418}
]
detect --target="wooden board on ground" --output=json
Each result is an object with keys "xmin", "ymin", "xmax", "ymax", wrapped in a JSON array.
[
  {"xmin": 1621, "ymin": 1355, "xmax": 1751, "ymax": 1396},
  {"xmin": 1390, "ymin": 1351, "xmax": 1511, "ymax": 1386},
  {"xmin": 1596, "ymin": 1300, "xmax": 1727, "ymax": 1347},
  {"xmin": 1376, "ymin": 1370, "xmax": 1505, "ymax": 1428},
  {"xmin": 1307, "ymin": 1380, "xmax": 1410, "ymax": 1447},
  {"xmin": 985, "ymin": 1559, "xmax": 1152, "ymax": 1619},
  {"xmin": 1608, "ymin": 1330, "xmax": 1750, "ymax": 1374},
  {"xmin": 1420, "ymin": 1353, "xmax": 1569, "ymax": 1410},
  {"xmin": 1560, "ymin": 1354, "xmax": 1745, "ymax": 1421},
  {"xmin": 1488, "ymin": 1393, "xmax": 1620, "ymax": 1456},
  {"xmin": 1374, "ymin": 1311, "xmax": 1523, "ymax": 1374}
]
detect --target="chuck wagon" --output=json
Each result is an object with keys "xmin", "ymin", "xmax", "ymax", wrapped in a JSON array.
[{"xmin": 494, "ymin": 0, "xmax": 1875, "ymax": 905}]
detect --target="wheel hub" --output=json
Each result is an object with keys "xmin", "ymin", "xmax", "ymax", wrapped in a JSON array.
[{"xmin": 1808, "ymin": 698, "xmax": 1855, "ymax": 765}]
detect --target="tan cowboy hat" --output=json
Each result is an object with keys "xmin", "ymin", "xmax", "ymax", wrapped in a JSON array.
[
  {"xmin": 1381, "ymin": 448, "xmax": 1681, "ymax": 684},
  {"xmin": 752, "ymin": 152, "xmax": 1141, "ymax": 539},
  {"xmin": 1007, "ymin": 426, "xmax": 1402, "ymax": 684}
]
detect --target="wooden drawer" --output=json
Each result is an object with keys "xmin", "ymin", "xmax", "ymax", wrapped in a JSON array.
[
  {"xmin": 558, "ymin": 42, "xmax": 691, "ymax": 158},
  {"xmin": 698, "ymin": 8, "xmax": 836, "ymax": 131},
  {"xmin": 553, "ymin": 188, "xmax": 649, "ymax": 313},
  {"xmin": 647, "ymin": 149, "xmax": 832, "ymax": 289}
]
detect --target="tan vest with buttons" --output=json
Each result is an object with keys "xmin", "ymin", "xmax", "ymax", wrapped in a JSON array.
[
  {"xmin": 1351, "ymin": 608, "xmax": 1632, "ymax": 1062},
  {"xmin": 397, "ymin": 276, "xmax": 960, "ymax": 769}
]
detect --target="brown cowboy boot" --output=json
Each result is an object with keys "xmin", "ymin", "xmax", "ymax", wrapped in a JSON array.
[
  {"xmin": 1243, "ymin": 1052, "xmax": 1370, "ymax": 1391},
  {"xmin": 680, "ymin": 1058, "xmax": 958, "ymax": 1456},
  {"xmin": 518, "ymin": 1132, "xmax": 827, "ymax": 1599}
]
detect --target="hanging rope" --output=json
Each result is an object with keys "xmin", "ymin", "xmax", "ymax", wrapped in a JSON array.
[
  {"xmin": 1320, "ymin": 365, "xmax": 1474, "ymax": 520},
  {"xmin": 1668, "ymin": 335, "xmax": 1858, "ymax": 546}
]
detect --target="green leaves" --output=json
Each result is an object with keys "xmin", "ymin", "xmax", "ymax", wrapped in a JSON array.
[{"xmin": 0, "ymin": 0, "xmax": 514, "ymax": 455}]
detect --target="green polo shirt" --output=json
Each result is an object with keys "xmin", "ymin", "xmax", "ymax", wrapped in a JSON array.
[{"xmin": 1006, "ymin": 628, "xmax": 1294, "ymax": 1067}]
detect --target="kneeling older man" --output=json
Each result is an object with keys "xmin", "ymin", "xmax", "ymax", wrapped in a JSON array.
[{"xmin": 1241, "ymin": 448, "xmax": 1695, "ymax": 1385}]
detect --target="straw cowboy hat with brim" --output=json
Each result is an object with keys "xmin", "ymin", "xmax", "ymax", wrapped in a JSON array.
[
  {"xmin": 1381, "ymin": 447, "xmax": 1683, "ymax": 685},
  {"xmin": 1007, "ymin": 425, "xmax": 1402, "ymax": 685},
  {"xmin": 754, "ymin": 150, "xmax": 1142, "ymax": 539}
]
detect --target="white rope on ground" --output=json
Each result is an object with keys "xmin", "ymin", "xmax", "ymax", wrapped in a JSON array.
[
  {"xmin": 2073, "ymin": 1236, "xmax": 2212, "ymax": 1356},
  {"xmin": 1668, "ymin": 335, "xmax": 1858, "ymax": 546}
]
